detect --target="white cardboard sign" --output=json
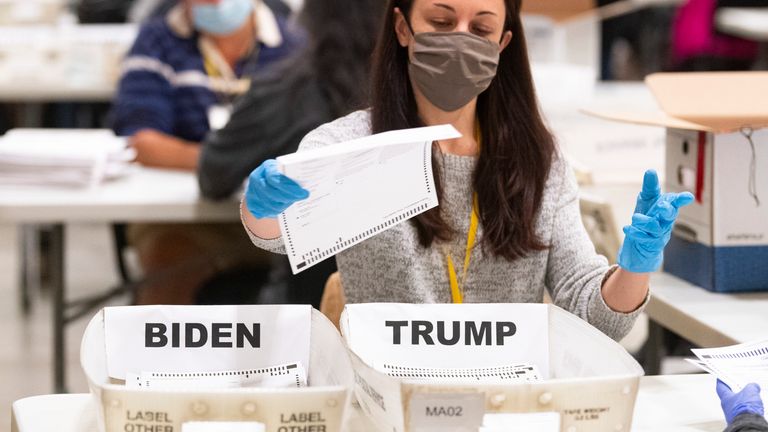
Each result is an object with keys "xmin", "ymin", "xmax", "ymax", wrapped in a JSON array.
[
  {"xmin": 344, "ymin": 303, "xmax": 550, "ymax": 376},
  {"xmin": 104, "ymin": 305, "xmax": 312, "ymax": 380}
]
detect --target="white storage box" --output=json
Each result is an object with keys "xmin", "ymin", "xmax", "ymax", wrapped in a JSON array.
[
  {"xmin": 0, "ymin": 0, "xmax": 66, "ymax": 25},
  {"xmin": 340, "ymin": 303, "xmax": 643, "ymax": 432},
  {"xmin": 81, "ymin": 305, "xmax": 353, "ymax": 432},
  {"xmin": 589, "ymin": 72, "xmax": 768, "ymax": 292}
]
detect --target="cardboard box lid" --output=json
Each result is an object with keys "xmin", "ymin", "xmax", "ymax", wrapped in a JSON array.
[
  {"xmin": 521, "ymin": 0, "xmax": 595, "ymax": 22},
  {"xmin": 587, "ymin": 72, "xmax": 768, "ymax": 132},
  {"xmin": 646, "ymin": 72, "xmax": 768, "ymax": 131}
]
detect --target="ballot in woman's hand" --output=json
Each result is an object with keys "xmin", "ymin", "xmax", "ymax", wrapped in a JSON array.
[
  {"xmin": 617, "ymin": 170, "xmax": 694, "ymax": 273},
  {"xmin": 245, "ymin": 159, "xmax": 309, "ymax": 219}
]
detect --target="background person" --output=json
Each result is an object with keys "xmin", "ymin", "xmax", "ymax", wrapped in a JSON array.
[{"xmin": 111, "ymin": 0, "xmax": 301, "ymax": 304}]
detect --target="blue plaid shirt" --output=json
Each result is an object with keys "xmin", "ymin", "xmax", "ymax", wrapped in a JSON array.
[{"xmin": 111, "ymin": 7, "xmax": 301, "ymax": 143}]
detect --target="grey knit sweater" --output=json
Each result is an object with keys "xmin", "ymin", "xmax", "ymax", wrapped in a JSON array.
[{"xmin": 244, "ymin": 110, "xmax": 646, "ymax": 341}]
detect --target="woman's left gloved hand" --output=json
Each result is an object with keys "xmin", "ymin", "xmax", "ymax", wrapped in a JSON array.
[{"xmin": 617, "ymin": 170, "xmax": 694, "ymax": 273}]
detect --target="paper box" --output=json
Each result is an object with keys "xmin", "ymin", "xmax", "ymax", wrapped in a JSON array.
[
  {"xmin": 340, "ymin": 303, "xmax": 643, "ymax": 432},
  {"xmin": 81, "ymin": 305, "xmax": 353, "ymax": 432},
  {"xmin": 588, "ymin": 72, "xmax": 768, "ymax": 293}
]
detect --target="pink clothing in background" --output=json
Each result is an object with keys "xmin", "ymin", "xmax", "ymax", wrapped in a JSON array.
[{"xmin": 672, "ymin": 0, "xmax": 758, "ymax": 65}]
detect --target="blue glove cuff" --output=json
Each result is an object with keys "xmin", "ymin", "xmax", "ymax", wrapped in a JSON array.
[{"xmin": 617, "ymin": 240, "xmax": 663, "ymax": 273}]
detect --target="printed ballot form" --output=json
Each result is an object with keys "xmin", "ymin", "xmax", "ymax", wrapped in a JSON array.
[
  {"xmin": 276, "ymin": 125, "xmax": 461, "ymax": 274},
  {"xmin": 688, "ymin": 339, "xmax": 768, "ymax": 393}
]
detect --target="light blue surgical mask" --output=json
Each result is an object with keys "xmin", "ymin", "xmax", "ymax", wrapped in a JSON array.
[{"xmin": 192, "ymin": 0, "xmax": 253, "ymax": 35}]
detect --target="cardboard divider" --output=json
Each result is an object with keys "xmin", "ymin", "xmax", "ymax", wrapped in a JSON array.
[
  {"xmin": 340, "ymin": 303, "xmax": 643, "ymax": 432},
  {"xmin": 81, "ymin": 306, "xmax": 353, "ymax": 432}
]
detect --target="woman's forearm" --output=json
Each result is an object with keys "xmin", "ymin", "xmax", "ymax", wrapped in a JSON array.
[
  {"xmin": 241, "ymin": 199, "xmax": 282, "ymax": 239},
  {"xmin": 601, "ymin": 268, "xmax": 649, "ymax": 313}
]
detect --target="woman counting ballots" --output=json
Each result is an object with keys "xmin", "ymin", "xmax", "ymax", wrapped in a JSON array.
[{"xmin": 240, "ymin": 0, "xmax": 694, "ymax": 341}]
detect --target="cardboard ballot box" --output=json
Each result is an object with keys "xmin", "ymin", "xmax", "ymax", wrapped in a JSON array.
[
  {"xmin": 81, "ymin": 305, "xmax": 353, "ymax": 432},
  {"xmin": 340, "ymin": 303, "xmax": 644, "ymax": 432},
  {"xmin": 589, "ymin": 72, "xmax": 768, "ymax": 293}
]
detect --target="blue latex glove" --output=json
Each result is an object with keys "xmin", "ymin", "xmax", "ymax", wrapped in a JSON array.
[
  {"xmin": 245, "ymin": 159, "xmax": 309, "ymax": 219},
  {"xmin": 617, "ymin": 170, "xmax": 694, "ymax": 273},
  {"xmin": 717, "ymin": 380, "xmax": 765, "ymax": 425}
]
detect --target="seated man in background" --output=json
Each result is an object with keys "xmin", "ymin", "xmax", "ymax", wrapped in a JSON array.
[
  {"xmin": 111, "ymin": 0, "xmax": 301, "ymax": 304},
  {"xmin": 718, "ymin": 380, "xmax": 767, "ymax": 432}
]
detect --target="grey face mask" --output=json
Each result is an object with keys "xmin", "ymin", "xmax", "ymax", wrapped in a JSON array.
[{"xmin": 407, "ymin": 29, "xmax": 501, "ymax": 112}]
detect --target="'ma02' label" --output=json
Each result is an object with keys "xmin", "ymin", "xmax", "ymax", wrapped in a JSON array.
[{"xmin": 408, "ymin": 393, "xmax": 484, "ymax": 430}]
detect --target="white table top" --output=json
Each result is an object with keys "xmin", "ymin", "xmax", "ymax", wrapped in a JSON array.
[
  {"xmin": 0, "ymin": 84, "xmax": 117, "ymax": 103},
  {"xmin": 11, "ymin": 375, "xmax": 728, "ymax": 432},
  {"xmin": 0, "ymin": 165, "xmax": 240, "ymax": 224},
  {"xmin": 647, "ymin": 272, "xmax": 768, "ymax": 348},
  {"xmin": 715, "ymin": 7, "xmax": 768, "ymax": 42}
]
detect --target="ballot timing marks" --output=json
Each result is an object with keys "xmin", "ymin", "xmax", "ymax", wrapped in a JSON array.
[
  {"xmin": 145, "ymin": 322, "xmax": 260, "ymax": 348},
  {"xmin": 385, "ymin": 320, "xmax": 516, "ymax": 346}
]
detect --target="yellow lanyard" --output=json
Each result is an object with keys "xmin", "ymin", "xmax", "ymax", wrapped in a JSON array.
[
  {"xmin": 445, "ymin": 195, "xmax": 479, "ymax": 304},
  {"xmin": 200, "ymin": 40, "xmax": 253, "ymax": 100},
  {"xmin": 445, "ymin": 123, "xmax": 481, "ymax": 304},
  {"xmin": 203, "ymin": 54, "xmax": 221, "ymax": 79}
]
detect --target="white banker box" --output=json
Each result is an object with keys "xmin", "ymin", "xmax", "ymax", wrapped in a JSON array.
[
  {"xmin": 340, "ymin": 303, "xmax": 643, "ymax": 432},
  {"xmin": 588, "ymin": 72, "xmax": 768, "ymax": 293},
  {"xmin": 81, "ymin": 305, "xmax": 353, "ymax": 432}
]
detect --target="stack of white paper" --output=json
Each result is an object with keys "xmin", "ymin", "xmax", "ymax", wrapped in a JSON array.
[
  {"xmin": 0, "ymin": 129, "xmax": 135, "ymax": 187},
  {"xmin": 126, "ymin": 362, "xmax": 308, "ymax": 390},
  {"xmin": 379, "ymin": 363, "xmax": 542, "ymax": 384},
  {"xmin": 688, "ymin": 339, "xmax": 768, "ymax": 392},
  {"xmin": 277, "ymin": 125, "xmax": 461, "ymax": 274}
]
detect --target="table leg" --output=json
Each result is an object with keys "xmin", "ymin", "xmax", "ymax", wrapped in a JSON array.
[
  {"xmin": 19, "ymin": 226, "xmax": 41, "ymax": 315},
  {"xmin": 49, "ymin": 224, "xmax": 66, "ymax": 393},
  {"xmin": 644, "ymin": 319, "xmax": 665, "ymax": 376}
]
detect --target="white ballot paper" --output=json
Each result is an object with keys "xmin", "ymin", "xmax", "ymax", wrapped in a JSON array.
[
  {"xmin": 104, "ymin": 305, "xmax": 311, "ymax": 380},
  {"xmin": 480, "ymin": 412, "xmax": 560, "ymax": 432},
  {"xmin": 276, "ymin": 125, "xmax": 461, "ymax": 274},
  {"xmin": 380, "ymin": 363, "xmax": 542, "ymax": 384},
  {"xmin": 182, "ymin": 422, "xmax": 265, "ymax": 432},
  {"xmin": 125, "ymin": 362, "xmax": 308, "ymax": 390},
  {"xmin": 689, "ymin": 339, "xmax": 768, "ymax": 392}
]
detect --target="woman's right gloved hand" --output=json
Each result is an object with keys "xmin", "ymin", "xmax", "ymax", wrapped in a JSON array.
[{"xmin": 245, "ymin": 159, "xmax": 309, "ymax": 219}]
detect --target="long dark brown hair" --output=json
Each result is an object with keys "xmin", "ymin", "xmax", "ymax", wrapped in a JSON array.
[{"xmin": 370, "ymin": 0, "xmax": 556, "ymax": 260}]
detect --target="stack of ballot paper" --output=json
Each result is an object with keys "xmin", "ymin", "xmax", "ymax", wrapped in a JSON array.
[
  {"xmin": 688, "ymin": 339, "xmax": 768, "ymax": 392},
  {"xmin": 378, "ymin": 363, "xmax": 543, "ymax": 384},
  {"xmin": 0, "ymin": 128, "xmax": 135, "ymax": 187}
]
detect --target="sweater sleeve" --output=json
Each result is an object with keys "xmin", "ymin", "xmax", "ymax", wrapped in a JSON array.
[
  {"xmin": 725, "ymin": 414, "xmax": 768, "ymax": 432},
  {"xmin": 545, "ymin": 158, "xmax": 648, "ymax": 341}
]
